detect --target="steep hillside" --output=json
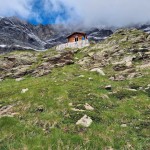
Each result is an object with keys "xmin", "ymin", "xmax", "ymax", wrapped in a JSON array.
[
  {"xmin": 0, "ymin": 29, "xmax": 150, "ymax": 150},
  {"xmin": 77, "ymin": 29, "xmax": 150, "ymax": 80}
]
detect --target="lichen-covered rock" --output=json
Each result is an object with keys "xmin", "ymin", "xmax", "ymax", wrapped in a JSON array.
[
  {"xmin": 0, "ymin": 50, "xmax": 74, "ymax": 79},
  {"xmin": 84, "ymin": 103, "xmax": 94, "ymax": 111},
  {"xmin": 21, "ymin": 88, "xmax": 29, "ymax": 93},
  {"xmin": 90, "ymin": 68, "xmax": 105, "ymax": 76},
  {"xmin": 76, "ymin": 115, "xmax": 93, "ymax": 127}
]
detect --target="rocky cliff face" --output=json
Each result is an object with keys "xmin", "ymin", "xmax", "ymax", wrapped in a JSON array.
[{"xmin": 0, "ymin": 17, "xmax": 113, "ymax": 53}]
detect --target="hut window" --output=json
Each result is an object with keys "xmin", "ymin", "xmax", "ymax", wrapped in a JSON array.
[{"xmin": 75, "ymin": 37, "xmax": 78, "ymax": 42}]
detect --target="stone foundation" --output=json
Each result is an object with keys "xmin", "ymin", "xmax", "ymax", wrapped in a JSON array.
[{"xmin": 56, "ymin": 40, "xmax": 90, "ymax": 50}]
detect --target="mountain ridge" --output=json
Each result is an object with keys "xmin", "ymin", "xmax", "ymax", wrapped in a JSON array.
[{"xmin": 0, "ymin": 17, "xmax": 113, "ymax": 53}]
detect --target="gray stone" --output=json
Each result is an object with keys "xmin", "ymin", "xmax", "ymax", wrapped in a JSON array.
[
  {"xmin": 121, "ymin": 124, "xmax": 127, "ymax": 127},
  {"xmin": 71, "ymin": 108, "xmax": 85, "ymax": 112},
  {"xmin": 21, "ymin": 88, "xmax": 29, "ymax": 93},
  {"xmin": 76, "ymin": 115, "xmax": 93, "ymax": 127},
  {"xmin": 84, "ymin": 103, "xmax": 94, "ymax": 111},
  {"xmin": 105, "ymin": 85, "xmax": 112, "ymax": 90},
  {"xmin": 90, "ymin": 68, "xmax": 105, "ymax": 76},
  {"xmin": 109, "ymin": 76, "xmax": 115, "ymax": 81},
  {"xmin": 15, "ymin": 78, "xmax": 24, "ymax": 82}
]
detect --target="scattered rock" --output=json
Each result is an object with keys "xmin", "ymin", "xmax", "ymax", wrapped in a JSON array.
[
  {"xmin": 109, "ymin": 76, "xmax": 115, "ymax": 81},
  {"xmin": 88, "ymin": 52, "xmax": 95, "ymax": 57},
  {"xmin": 127, "ymin": 72, "xmax": 142, "ymax": 79},
  {"xmin": 36, "ymin": 106, "xmax": 44, "ymax": 112},
  {"xmin": 74, "ymin": 57, "xmax": 79, "ymax": 60},
  {"xmin": 15, "ymin": 78, "xmax": 24, "ymax": 82},
  {"xmin": 11, "ymin": 65, "xmax": 31, "ymax": 78},
  {"xmin": 114, "ymin": 75, "xmax": 126, "ymax": 81},
  {"xmin": 78, "ymin": 75, "xmax": 85, "ymax": 78},
  {"xmin": 78, "ymin": 57, "xmax": 91, "ymax": 66},
  {"xmin": 113, "ymin": 64, "xmax": 128, "ymax": 71},
  {"xmin": 126, "ymin": 142, "xmax": 134, "ymax": 150},
  {"xmin": 123, "ymin": 55, "xmax": 136, "ymax": 62},
  {"xmin": 104, "ymin": 147, "xmax": 114, "ymax": 150},
  {"xmin": 84, "ymin": 103, "xmax": 94, "ymax": 111},
  {"xmin": 90, "ymin": 68, "xmax": 105, "ymax": 76},
  {"xmin": 121, "ymin": 124, "xmax": 127, "ymax": 127},
  {"xmin": 105, "ymin": 85, "xmax": 112, "ymax": 91},
  {"xmin": 71, "ymin": 108, "xmax": 85, "ymax": 112},
  {"xmin": 126, "ymin": 61, "xmax": 132, "ymax": 67},
  {"xmin": 137, "ymin": 63, "xmax": 150, "ymax": 69},
  {"xmin": 0, "ymin": 105, "xmax": 13, "ymax": 116},
  {"xmin": 101, "ymin": 94, "xmax": 110, "ymax": 99},
  {"xmin": 89, "ymin": 77, "xmax": 93, "ymax": 80},
  {"xmin": 68, "ymin": 103, "xmax": 73, "ymax": 106},
  {"xmin": 139, "ymin": 87, "xmax": 144, "ymax": 91},
  {"xmin": 145, "ymin": 86, "xmax": 150, "ymax": 90},
  {"xmin": 0, "ymin": 105, "xmax": 18, "ymax": 117},
  {"xmin": 76, "ymin": 115, "xmax": 93, "ymax": 127},
  {"xmin": 126, "ymin": 88, "xmax": 137, "ymax": 92},
  {"xmin": 21, "ymin": 88, "xmax": 29, "ymax": 93}
]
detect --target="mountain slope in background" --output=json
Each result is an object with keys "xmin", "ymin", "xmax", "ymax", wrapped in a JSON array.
[{"xmin": 0, "ymin": 17, "xmax": 113, "ymax": 53}]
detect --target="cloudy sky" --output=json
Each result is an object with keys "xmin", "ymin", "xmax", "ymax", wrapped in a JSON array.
[{"xmin": 0, "ymin": 0, "xmax": 150, "ymax": 27}]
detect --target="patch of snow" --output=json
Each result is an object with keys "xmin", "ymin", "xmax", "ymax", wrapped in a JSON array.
[
  {"xmin": 0, "ymin": 44, "xmax": 47, "ymax": 52},
  {"xmin": 88, "ymin": 36, "xmax": 107, "ymax": 40},
  {"xmin": 144, "ymin": 27, "xmax": 150, "ymax": 31},
  {"xmin": 14, "ymin": 45, "xmax": 45, "ymax": 51},
  {"xmin": 0, "ymin": 45, "xmax": 7, "ymax": 48},
  {"xmin": 14, "ymin": 45, "xmax": 36, "ymax": 50}
]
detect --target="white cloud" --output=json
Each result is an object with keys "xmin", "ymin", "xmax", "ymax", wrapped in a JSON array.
[
  {"xmin": 59, "ymin": 0, "xmax": 150, "ymax": 27},
  {"xmin": 0, "ymin": 0, "xmax": 150, "ymax": 27},
  {"xmin": 0, "ymin": 0, "xmax": 32, "ymax": 19}
]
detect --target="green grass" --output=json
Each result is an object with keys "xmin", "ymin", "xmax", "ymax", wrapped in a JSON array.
[{"xmin": 0, "ymin": 60, "xmax": 150, "ymax": 150}]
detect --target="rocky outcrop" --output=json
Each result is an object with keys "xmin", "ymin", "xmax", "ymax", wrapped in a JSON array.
[
  {"xmin": 76, "ymin": 29, "xmax": 150, "ymax": 80},
  {"xmin": 0, "ymin": 51, "xmax": 74, "ymax": 79},
  {"xmin": 0, "ymin": 28, "xmax": 149, "ymax": 80}
]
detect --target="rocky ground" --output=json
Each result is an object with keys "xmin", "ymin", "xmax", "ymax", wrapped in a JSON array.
[
  {"xmin": 1, "ymin": 28, "xmax": 149, "ymax": 81},
  {"xmin": 0, "ymin": 29, "xmax": 150, "ymax": 150},
  {"xmin": 77, "ymin": 29, "xmax": 150, "ymax": 81},
  {"xmin": 0, "ymin": 49, "xmax": 74, "ymax": 79}
]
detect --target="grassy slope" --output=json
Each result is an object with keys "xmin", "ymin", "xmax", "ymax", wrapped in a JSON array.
[{"xmin": 0, "ymin": 49, "xmax": 150, "ymax": 150}]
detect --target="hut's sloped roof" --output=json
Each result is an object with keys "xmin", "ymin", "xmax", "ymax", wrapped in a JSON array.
[{"xmin": 67, "ymin": 32, "xmax": 86, "ymax": 38}]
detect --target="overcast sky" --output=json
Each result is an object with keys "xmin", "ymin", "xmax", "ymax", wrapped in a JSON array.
[{"xmin": 0, "ymin": 0, "xmax": 150, "ymax": 27}]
